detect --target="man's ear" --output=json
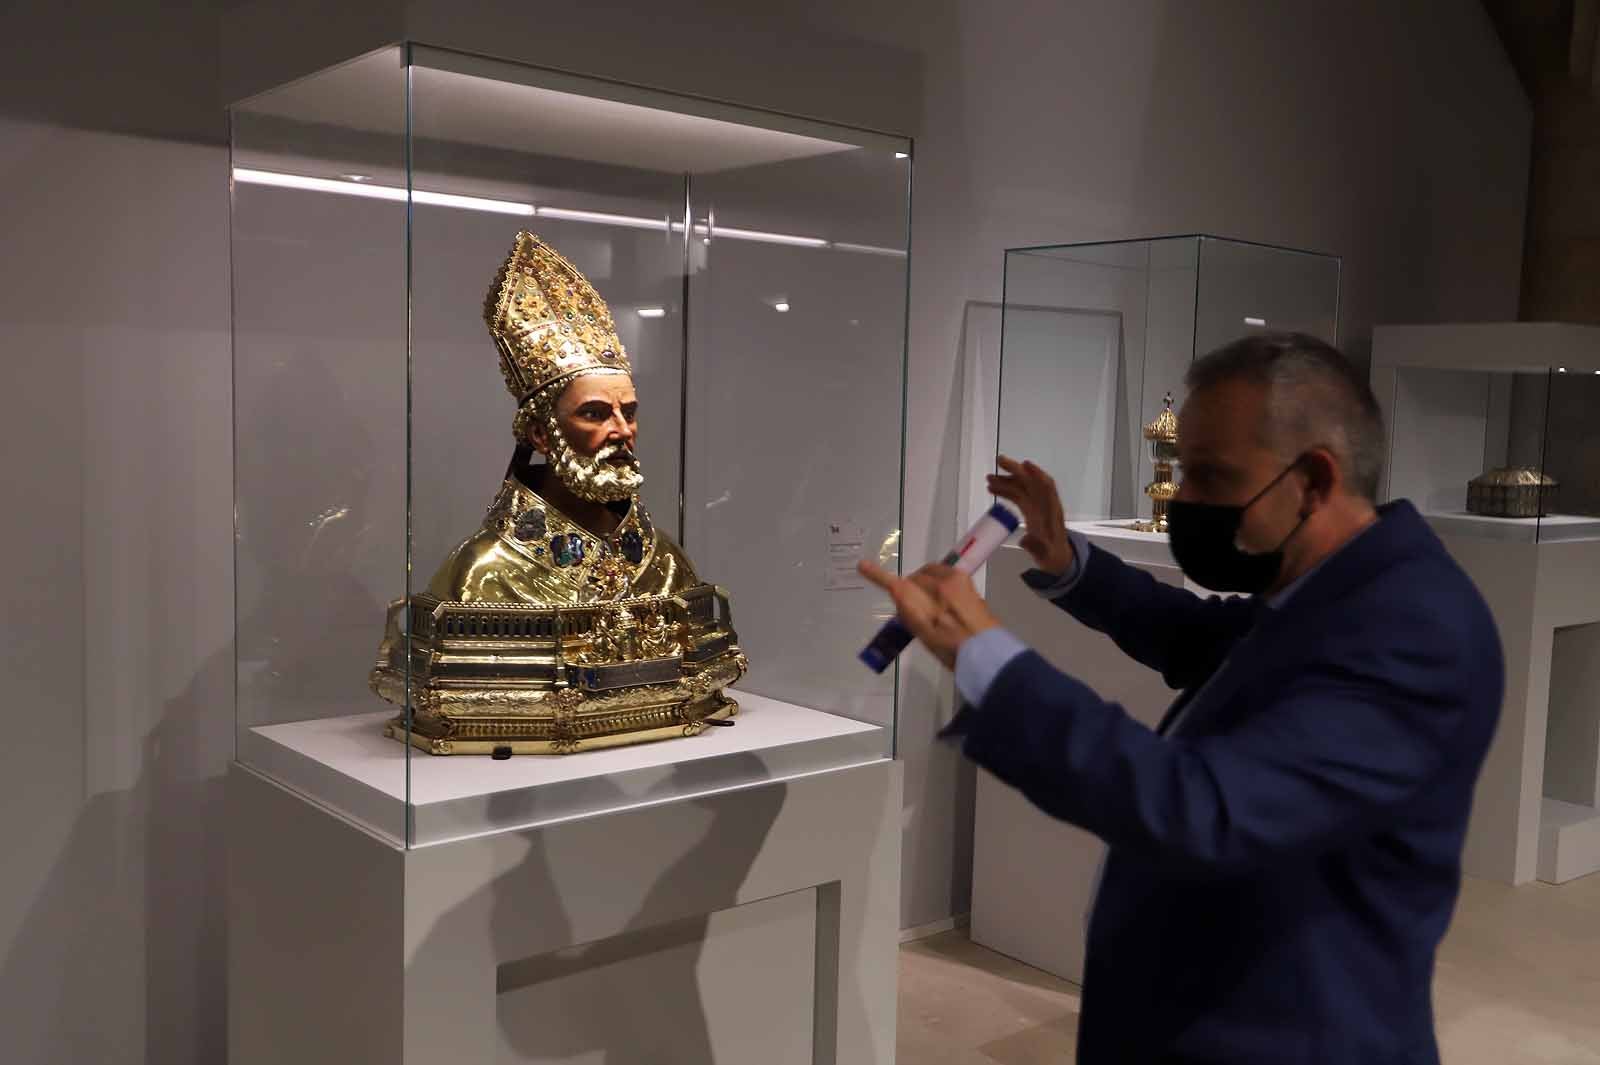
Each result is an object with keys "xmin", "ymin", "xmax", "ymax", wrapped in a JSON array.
[
  {"xmin": 1302, "ymin": 447, "xmax": 1340, "ymax": 507},
  {"xmin": 529, "ymin": 421, "xmax": 550, "ymax": 456}
]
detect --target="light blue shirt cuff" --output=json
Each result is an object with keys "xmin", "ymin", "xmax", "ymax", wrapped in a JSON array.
[
  {"xmin": 1026, "ymin": 529, "xmax": 1093, "ymax": 599},
  {"xmin": 955, "ymin": 627, "xmax": 1029, "ymax": 708}
]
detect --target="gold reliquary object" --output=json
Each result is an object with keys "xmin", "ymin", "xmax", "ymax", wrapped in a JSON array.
[
  {"xmin": 1466, "ymin": 466, "xmax": 1557, "ymax": 519},
  {"xmin": 1131, "ymin": 392, "xmax": 1179, "ymax": 533},
  {"xmin": 372, "ymin": 585, "xmax": 745, "ymax": 756},
  {"xmin": 368, "ymin": 231, "xmax": 749, "ymax": 755}
]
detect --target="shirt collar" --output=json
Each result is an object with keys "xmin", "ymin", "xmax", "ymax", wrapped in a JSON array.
[{"xmin": 1265, "ymin": 515, "xmax": 1380, "ymax": 610}]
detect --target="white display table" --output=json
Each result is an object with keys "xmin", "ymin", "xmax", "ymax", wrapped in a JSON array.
[
  {"xmin": 969, "ymin": 535, "xmax": 1184, "ymax": 985},
  {"xmin": 1429, "ymin": 531, "xmax": 1600, "ymax": 884},
  {"xmin": 1423, "ymin": 511, "xmax": 1600, "ymax": 545},
  {"xmin": 228, "ymin": 693, "xmax": 902, "ymax": 1064}
]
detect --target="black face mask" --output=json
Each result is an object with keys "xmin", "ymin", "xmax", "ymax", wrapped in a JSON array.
[{"xmin": 1167, "ymin": 458, "xmax": 1310, "ymax": 594}]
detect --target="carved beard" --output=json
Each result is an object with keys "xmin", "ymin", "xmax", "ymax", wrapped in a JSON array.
[{"xmin": 543, "ymin": 415, "xmax": 644, "ymax": 503}]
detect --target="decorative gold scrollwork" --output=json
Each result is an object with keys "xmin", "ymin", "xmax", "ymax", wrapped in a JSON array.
[{"xmin": 547, "ymin": 687, "xmax": 586, "ymax": 753}]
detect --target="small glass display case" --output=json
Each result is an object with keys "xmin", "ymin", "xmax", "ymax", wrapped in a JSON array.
[
  {"xmin": 230, "ymin": 44, "xmax": 911, "ymax": 846},
  {"xmin": 996, "ymin": 235, "xmax": 1341, "ymax": 543},
  {"xmin": 1372, "ymin": 323, "xmax": 1600, "ymax": 543}
]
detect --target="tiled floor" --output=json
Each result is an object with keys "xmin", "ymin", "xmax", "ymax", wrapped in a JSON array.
[{"xmin": 897, "ymin": 872, "xmax": 1600, "ymax": 1063}]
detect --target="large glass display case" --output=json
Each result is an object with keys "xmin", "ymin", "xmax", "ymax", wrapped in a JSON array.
[
  {"xmin": 1372, "ymin": 323, "xmax": 1600, "ymax": 543},
  {"xmin": 230, "ymin": 44, "xmax": 910, "ymax": 846},
  {"xmin": 996, "ymin": 235, "xmax": 1340, "ymax": 540}
]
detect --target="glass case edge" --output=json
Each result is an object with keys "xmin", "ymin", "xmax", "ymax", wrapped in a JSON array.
[
  {"xmin": 1007, "ymin": 233, "xmax": 1340, "ymax": 262},
  {"xmin": 227, "ymin": 107, "xmax": 243, "ymax": 767},
  {"xmin": 226, "ymin": 41, "xmax": 409, "ymax": 112},
  {"xmin": 403, "ymin": 44, "xmax": 417, "ymax": 847},
  {"xmin": 405, "ymin": 41, "xmax": 911, "ymax": 154},
  {"xmin": 888, "ymin": 138, "xmax": 915, "ymax": 761}
]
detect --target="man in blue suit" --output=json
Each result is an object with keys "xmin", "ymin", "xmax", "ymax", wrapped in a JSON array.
[{"xmin": 862, "ymin": 334, "xmax": 1502, "ymax": 1063}]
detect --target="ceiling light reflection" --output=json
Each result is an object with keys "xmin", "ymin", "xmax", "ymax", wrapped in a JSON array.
[
  {"xmin": 232, "ymin": 168, "xmax": 534, "ymax": 216},
  {"xmin": 232, "ymin": 168, "xmax": 907, "ymax": 257}
]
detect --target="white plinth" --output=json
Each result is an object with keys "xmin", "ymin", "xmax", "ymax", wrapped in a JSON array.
[
  {"xmin": 970, "ymin": 540, "xmax": 1180, "ymax": 984},
  {"xmin": 1539, "ymin": 798, "xmax": 1600, "ymax": 883},
  {"xmin": 229, "ymin": 724, "xmax": 902, "ymax": 1064},
  {"xmin": 241, "ymin": 691, "xmax": 885, "ymax": 845},
  {"xmin": 1424, "ymin": 511, "xmax": 1600, "ymax": 544},
  {"xmin": 1065, "ymin": 519, "xmax": 1179, "ymax": 569},
  {"xmin": 1441, "ymin": 533, "xmax": 1600, "ymax": 884}
]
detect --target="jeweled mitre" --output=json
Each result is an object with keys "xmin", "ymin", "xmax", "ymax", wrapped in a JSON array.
[{"xmin": 487, "ymin": 230, "xmax": 633, "ymax": 403}]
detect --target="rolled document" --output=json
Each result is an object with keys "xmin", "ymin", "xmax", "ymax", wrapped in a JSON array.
[{"xmin": 858, "ymin": 503, "xmax": 1021, "ymax": 673}]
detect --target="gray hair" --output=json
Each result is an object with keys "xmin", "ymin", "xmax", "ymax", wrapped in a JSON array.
[{"xmin": 1184, "ymin": 333, "xmax": 1385, "ymax": 500}]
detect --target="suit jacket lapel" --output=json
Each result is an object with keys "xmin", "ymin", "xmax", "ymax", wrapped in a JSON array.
[
  {"xmin": 1155, "ymin": 687, "xmax": 1198, "ymax": 736},
  {"xmin": 1155, "ymin": 609, "xmax": 1280, "ymax": 738},
  {"xmin": 1151, "ymin": 503, "xmax": 1432, "ymax": 740}
]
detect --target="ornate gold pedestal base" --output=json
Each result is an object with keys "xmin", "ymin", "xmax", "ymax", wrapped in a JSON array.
[
  {"xmin": 1128, "ymin": 517, "xmax": 1169, "ymax": 534},
  {"xmin": 384, "ymin": 690, "xmax": 741, "ymax": 756}
]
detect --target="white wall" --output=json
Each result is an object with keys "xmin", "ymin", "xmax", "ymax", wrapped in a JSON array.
[
  {"xmin": 0, "ymin": 118, "xmax": 233, "ymax": 1064},
  {"xmin": 0, "ymin": 2, "xmax": 1528, "ymax": 1062}
]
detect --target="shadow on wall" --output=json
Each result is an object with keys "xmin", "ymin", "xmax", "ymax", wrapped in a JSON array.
[
  {"xmin": 497, "ymin": 765, "xmax": 785, "ymax": 1062},
  {"xmin": 0, "ymin": 0, "xmax": 926, "ymax": 149},
  {"xmin": 1, "ymin": 403, "xmax": 389, "ymax": 1065},
  {"xmin": 0, "ymin": 647, "xmax": 232, "ymax": 1065},
  {"xmin": 0, "ymin": 304, "xmax": 386, "ymax": 1065},
  {"xmin": 0, "ymin": 0, "xmax": 229, "ymax": 142}
]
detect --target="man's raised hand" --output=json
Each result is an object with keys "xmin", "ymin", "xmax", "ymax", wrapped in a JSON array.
[{"xmin": 988, "ymin": 456, "xmax": 1074, "ymax": 575}]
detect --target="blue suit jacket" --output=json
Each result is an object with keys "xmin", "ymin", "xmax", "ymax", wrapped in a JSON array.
[{"xmin": 946, "ymin": 501, "xmax": 1502, "ymax": 1064}]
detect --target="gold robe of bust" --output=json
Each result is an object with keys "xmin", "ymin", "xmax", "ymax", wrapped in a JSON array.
[
  {"xmin": 371, "ymin": 456, "xmax": 747, "ymax": 755},
  {"xmin": 435, "ymin": 459, "xmax": 696, "ymax": 605}
]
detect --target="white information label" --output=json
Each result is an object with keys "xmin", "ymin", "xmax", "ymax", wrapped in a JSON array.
[{"xmin": 826, "ymin": 520, "xmax": 866, "ymax": 590}]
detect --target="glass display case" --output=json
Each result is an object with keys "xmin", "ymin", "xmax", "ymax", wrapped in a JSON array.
[
  {"xmin": 1371, "ymin": 323, "xmax": 1600, "ymax": 885},
  {"xmin": 996, "ymin": 235, "xmax": 1341, "ymax": 541},
  {"xmin": 230, "ymin": 44, "xmax": 910, "ymax": 846},
  {"xmin": 1372, "ymin": 323, "xmax": 1600, "ymax": 543}
]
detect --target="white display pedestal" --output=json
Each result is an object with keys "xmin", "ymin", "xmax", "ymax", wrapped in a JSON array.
[
  {"xmin": 969, "ymin": 534, "xmax": 1184, "ymax": 984},
  {"xmin": 1423, "ymin": 511, "xmax": 1600, "ymax": 544},
  {"xmin": 228, "ymin": 694, "xmax": 902, "ymax": 1064},
  {"xmin": 1435, "ymin": 532, "xmax": 1600, "ymax": 885},
  {"xmin": 238, "ymin": 691, "xmax": 887, "ymax": 846}
]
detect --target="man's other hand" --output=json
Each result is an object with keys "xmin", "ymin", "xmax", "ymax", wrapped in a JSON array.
[
  {"xmin": 857, "ymin": 560, "xmax": 1000, "ymax": 671},
  {"xmin": 989, "ymin": 455, "xmax": 1075, "ymax": 575}
]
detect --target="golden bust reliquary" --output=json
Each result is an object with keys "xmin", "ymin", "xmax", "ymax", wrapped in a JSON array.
[{"xmin": 370, "ymin": 232, "xmax": 748, "ymax": 754}]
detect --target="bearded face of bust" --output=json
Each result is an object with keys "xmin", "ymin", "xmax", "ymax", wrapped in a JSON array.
[{"xmin": 519, "ymin": 370, "xmax": 645, "ymax": 504}]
